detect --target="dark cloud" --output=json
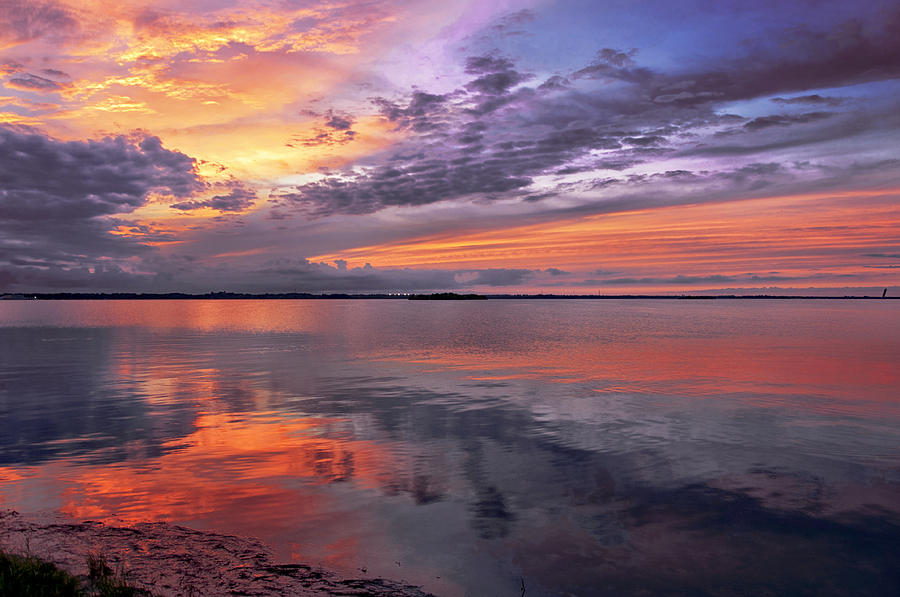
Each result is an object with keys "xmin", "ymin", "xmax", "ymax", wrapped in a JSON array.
[
  {"xmin": 7, "ymin": 73, "xmax": 65, "ymax": 91},
  {"xmin": 280, "ymin": 52, "xmax": 637, "ymax": 216},
  {"xmin": 537, "ymin": 75, "xmax": 569, "ymax": 92},
  {"xmin": 245, "ymin": 260, "xmax": 539, "ymax": 293},
  {"xmin": 0, "ymin": 126, "xmax": 204, "ymax": 291},
  {"xmin": 5, "ymin": 256, "xmax": 871, "ymax": 294},
  {"xmin": 573, "ymin": 48, "xmax": 639, "ymax": 79},
  {"xmin": 374, "ymin": 91, "xmax": 449, "ymax": 132},
  {"xmin": 40, "ymin": 68, "xmax": 68, "ymax": 78},
  {"xmin": 324, "ymin": 111, "xmax": 353, "ymax": 130},
  {"xmin": 717, "ymin": 162, "xmax": 782, "ymax": 186},
  {"xmin": 464, "ymin": 56, "xmax": 515, "ymax": 75},
  {"xmin": 277, "ymin": 157, "xmax": 533, "ymax": 216},
  {"xmin": 863, "ymin": 253, "xmax": 900, "ymax": 258},
  {"xmin": 290, "ymin": 110, "xmax": 357, "ymax": 147},
  {"xmin": 4, "ymin": 6, "xmax": 896, "ymax": 295},
  {"xmin": 273, "ymin": 9, "xmax": 900, "ymax": 219},
  {"xmin": 680, "ymin": 110, "xmax": 899, "ymax": 157},
  {"xmin": 622, "ymin": 135, "xmax": 665, "ymax": 146},
  {"xmin": 0, "ymin": 0, "xmax": 76, "ymax": 45},
  {"xmin": 743, "ymin": 112, "xmax": 833, "ymax": 131},
  {"xmin": 0, "ymin": 256, "xmax": 546, "ymax": 294},
  {"xmin": 522, "ymin": 191, "xmax": 557, "ymax": 202},
  {"xmin": 648, "ymin": 8, "xmax": 900, "ymax": 106},
  {"xmin": 544, "ymin": 268, "xmax": 569, "ymax": 276},
  {"xmin": 467, "ymin": 268, "xmax": 535, "ymax": 286},
  {"xmin": 771, "ymin": 94, "xmax": 845, "ymax": 106},
  {"xmin": 171, "ymin": 184, "xmax": 256, "ymax": 213},
  {"xmin": 461, "ymin": 56, "xmax": 532, "ymax": 116},
  {"xmin": 487, "ymin": 9, "xmax": 536, "ymax": 38},
  {"xmin": 0, "ymin": 126, "xmax": 202, "ymax": 220}
]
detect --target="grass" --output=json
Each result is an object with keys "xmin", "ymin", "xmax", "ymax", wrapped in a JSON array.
[
  {"xmin": 0, "ymin": 551, "xmax": 81, "ymax": 596},
  {"xmin": 0, "ymin": 550, "xmax": 150, "ymax": 596}
]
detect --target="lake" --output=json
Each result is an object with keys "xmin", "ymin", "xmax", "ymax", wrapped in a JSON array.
[{"xmin": 1, "ymin": 299, "xmax": 898, "ymax": 596}]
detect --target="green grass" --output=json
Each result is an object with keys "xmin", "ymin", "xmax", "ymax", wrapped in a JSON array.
[
  {"xmin": 0, "ymin": 550, "xmax": 150, "ymax": 597},
  {"xmin": 0, "ymin": 551, "xmax": 81, "ymax": 596}
]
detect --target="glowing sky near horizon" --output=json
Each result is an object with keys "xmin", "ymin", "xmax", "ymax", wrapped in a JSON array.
[{"xmin": 1, "ymin": 0, "xmax": 899, "ymax": 293}]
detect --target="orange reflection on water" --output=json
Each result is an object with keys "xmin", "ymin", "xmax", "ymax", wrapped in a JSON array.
[
  {"xmin": 0, "ymin": 300, "xmax": 333, "ymax": 332},
  {"xmin": 375, "ymin": 316, "xmax": 900, "ymax": 414},
  {"xmin": 69, "ymin": 412, "xmax": 387, "ymax": 511},
  {"xmin": 0, "ymin": 410, "xmax": 410, "ymax": 572}
]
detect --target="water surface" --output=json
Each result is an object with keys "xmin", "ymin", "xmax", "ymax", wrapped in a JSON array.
[{"xmin": 1, "ymin": 300, "xmax": 898, "ymax": 595}]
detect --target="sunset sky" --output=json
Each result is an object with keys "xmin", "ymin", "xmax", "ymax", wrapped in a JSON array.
[{"xmin": 1, "ymin": 0, "xmax": 899, "ymax": 294}]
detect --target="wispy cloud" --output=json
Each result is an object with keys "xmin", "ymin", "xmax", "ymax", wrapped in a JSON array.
[{"xmin": 1, "ymin": 1, "xmax": 898, "ymax": 293}]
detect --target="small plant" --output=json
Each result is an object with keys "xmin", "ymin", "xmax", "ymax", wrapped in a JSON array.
[
  {"xmin": 0, "ymin": 549, "xmax": 151, "ymax": 597},
  {"xmin": 86, "ymin": 552, "xmax": 151, "ymax": 596},
  {"xmin": 0, "ymin": 550, "xmax": 82, "ymax": 596}
]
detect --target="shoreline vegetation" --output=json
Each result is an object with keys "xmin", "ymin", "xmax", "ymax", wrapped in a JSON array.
[
  {"xmin": 0, "ymin": 510, "xmax": 434, "ymax": 597},
  {"xmin": 0, "ymin": 549, "xmax": 149, "ymax": 596},
  {"xmin": 0, "ymin": 292, "xmax": 895, "ymax": 300}
]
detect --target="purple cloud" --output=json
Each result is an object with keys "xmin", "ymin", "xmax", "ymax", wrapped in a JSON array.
[
  {"xmin": 0, "ymin": 126, "xmax": 202, "ymax": 220},
  {"xmin": 171, "ymin": 184, "xmax": 256, "ymax": 213},
  {"xmin": 0, "ymin": 126, "xmax": 204, "ymax": 291},
  {"xmin": 0, "ymin": 0, "xmax": 76, "ymax": 44},
  {"xmin": 7, "ymin": 73, "xmax": 65, "ymax": 91},
  {"xmin": 274, "ymin": 6, "xmax": 900, "ymax": 219}
]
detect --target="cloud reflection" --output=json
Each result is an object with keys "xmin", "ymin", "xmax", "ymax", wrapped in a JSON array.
[{"xmin": 1, "ymin": 300, "xmax": 898, "ymax": 595}]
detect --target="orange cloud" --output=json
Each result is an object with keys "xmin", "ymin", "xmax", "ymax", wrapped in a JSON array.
[
  {"xmin": 1, "ymin": 0, "xmax": 410, "ymax": 193},
  {"xmin": 308, "ymin": 188, "xmax": 900, "ymax": 291}
]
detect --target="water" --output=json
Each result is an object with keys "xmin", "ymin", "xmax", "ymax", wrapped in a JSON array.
[{"xmin": 1, "ymin": 299, "xmax": 898, "ymax": 596}]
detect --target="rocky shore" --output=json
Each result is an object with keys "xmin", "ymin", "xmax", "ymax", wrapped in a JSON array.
[{"xmin": 0, "ymin": 510, "xmax": 434, "ymax": 596}]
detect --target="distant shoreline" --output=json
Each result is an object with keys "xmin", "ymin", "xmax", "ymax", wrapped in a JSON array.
[{"xmin": 1, "ymin": 292, "xmax": 897, "ymax": 300}]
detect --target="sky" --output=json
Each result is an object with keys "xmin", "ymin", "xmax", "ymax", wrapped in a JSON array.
[{"xmin": 1, "ymin": 0, "xmax": 899, "ymax": 295}]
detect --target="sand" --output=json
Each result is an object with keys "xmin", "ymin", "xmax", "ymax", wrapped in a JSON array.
[{"xmin": 0, "ymin": 510, "xmax": 435, "ymax": 596}]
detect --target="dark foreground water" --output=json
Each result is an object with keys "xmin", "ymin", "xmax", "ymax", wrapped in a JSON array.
[{"xmin": 0, "ymin": 299, "xmax": 898, "ymax": 596}]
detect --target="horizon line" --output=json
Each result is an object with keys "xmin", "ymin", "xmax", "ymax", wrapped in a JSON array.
[{"xmin": 1, "ymin": 292, "xmax": 896, "ymax": 300}]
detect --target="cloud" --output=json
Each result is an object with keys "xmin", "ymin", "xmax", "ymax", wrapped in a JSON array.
[
  {"xmin": 645, "ymin": 8, "xmax": 900, "ymax": 107},
  {"xmin": 577, "ymin": 272, "xmax": 863, "ymax": 286},
  {"xmin": 289, "ymin": 110, "xmax": 358, "ymax": 148},
  {"xmin": 324, "ymin": 111, "xmax": 354, "ymax": 131},
  {"xmin": 0, "ymin": 0, "xmax": 76, "ymax": 46},
  {"xmin": 4, "ymin": 253, "xmax": 551, "ymax": 294},
  {"xmin": 464, "ymin": 55, "xmax": 530, "ymax": 97},
  {"xmin": 466, "ymin": 268, "xmax": 535, "ymax": 286},
  {"xmin": 6, "ymin": 72, "xmax": 65, "ymax": 91},
  {"xmin": 771, "ymin": 94, "xmax": 845, "ymax": 106},
  {"xmin": 4, "ymin": 2, "xmax": 897, "ymax": 295},
  {"xmin": 545, "ymin": 268, "xmax": 569, "ymax": 276},
  {"xmin": 0, "ymin": 125, "xmax": 205, "ymax": 291},
  {"xmin": 573, "ymin": 48, "xmax": 639, "ymax": 79},
  {"xmin": 40, "ymin": 68, "xmax": 68, "ymax": 78},
  {"xmin": 246, "ymin": 261, "xmax": 540, "ymax": 293},
  {"xmin": 279, "ymin": 53, "xmax": 630, "ymax": 216},
  {"xmin": 0, "ymin": 127, "xmax": 202, "ymax": 221},
  {"xmin": 171, "ymin": 184, "xmax": 257, "ymax": 213},
  {"xmin": 0, "ymin": 126, "xmax": 202, "ymax": 220},
  {"xmin": 488, "ymin": 9, "xmax": 536, "ymax": 37},
  {"xmin": 743, "ymin": 112, "xmax": 833, "ymax": 131},
  {"xmin": 0, "ymin": 258, "xmax": 548, "ymax": 294},
  {"xmin": 277, "ymin": 6, "xmax": 900, "ymax": 219}
]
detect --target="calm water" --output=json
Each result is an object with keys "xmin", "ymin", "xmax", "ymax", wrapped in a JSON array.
[{"xmin": 1, "ymin": 300, "xmax": 898, "ymax": 596}]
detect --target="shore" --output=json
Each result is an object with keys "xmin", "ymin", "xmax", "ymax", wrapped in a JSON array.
[{"xmin": 0, "ymin": 510, "xmax": 434, "ymax": 596}]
